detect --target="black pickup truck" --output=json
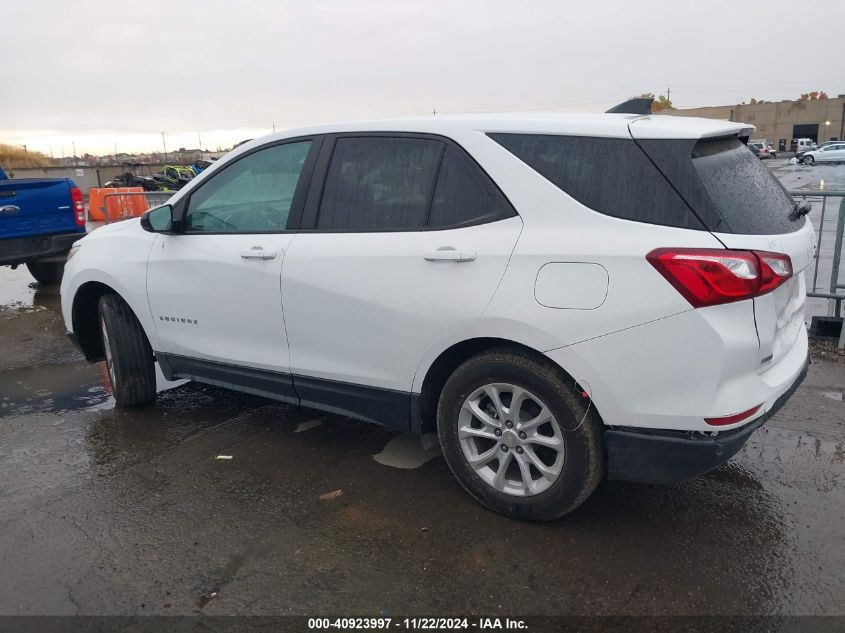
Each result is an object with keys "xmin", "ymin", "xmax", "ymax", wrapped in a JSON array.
[{"xmin": 0, "ymin": 165, "xmax": 87, "ymax": 284}]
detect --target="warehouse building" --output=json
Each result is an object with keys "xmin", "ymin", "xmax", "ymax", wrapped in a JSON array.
[{"xmin": 664, "ymin": 95, "xmax": 845, "ymax": 152}]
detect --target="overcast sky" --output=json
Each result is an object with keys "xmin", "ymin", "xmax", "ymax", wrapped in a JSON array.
[{"xmin": 3, "ymin": 0, "xmax": 843, "ymax": 155}]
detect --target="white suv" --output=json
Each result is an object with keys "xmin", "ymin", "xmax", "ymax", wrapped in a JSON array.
[{"xmin": 61, "ymin": 112, "xmax": 813, "ymax": 520}]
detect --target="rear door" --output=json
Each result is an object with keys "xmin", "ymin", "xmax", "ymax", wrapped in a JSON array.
[
  {"xmin": 0, "ymin": 178, "xmax": 76, "ymax": 239},
  {"xmin": 281, "ymin": 134, "xmax": 521, "ymax": 426},
  {"xmin": 630, "ymin": 124, "xmax": 815, "ymax": 367}
]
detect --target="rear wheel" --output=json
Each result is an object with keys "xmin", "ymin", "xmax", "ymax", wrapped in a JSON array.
[
  {"xmin": 437, "ymin": 347, "xmax": 604, "ymax": 521},
  {"xmin": 26, "ymin": 261, "xmax": 63, "ymax": 285},
  {"xmin": 98, "ymin": 294, "xmax": 156, "ymax": 407}
]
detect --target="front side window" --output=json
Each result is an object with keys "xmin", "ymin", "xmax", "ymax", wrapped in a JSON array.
[
  {"xmin": 185, "ymin": 140, "xmax": 311, "ymax": 233},
  {"xmin": 317, "ymin": 137, "xmax": 441, "ymax": 231}
]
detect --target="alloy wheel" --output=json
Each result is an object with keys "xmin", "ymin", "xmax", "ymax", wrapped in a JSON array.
[{"xmin": 458, "ymin": 383, "xmax": 565, "ymax": 497}]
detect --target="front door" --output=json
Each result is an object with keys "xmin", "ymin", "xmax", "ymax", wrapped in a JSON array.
[{"xmin": 147, "ymin": 139, "xmax": 316, "ymax": 382}]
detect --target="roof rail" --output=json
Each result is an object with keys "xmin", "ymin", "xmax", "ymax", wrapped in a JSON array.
[{"xmin": 606, "ymin": 98, "xmax": 654, "ymax": 115}]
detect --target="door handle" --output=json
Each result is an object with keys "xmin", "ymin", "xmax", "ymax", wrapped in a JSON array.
[
  {"xmin": 424, "ymin": 249, "xmax": 477, "ymax": 262},
  {"xmin": 240, "ymin": 247, "xmax": 279, "ymax": 260}
]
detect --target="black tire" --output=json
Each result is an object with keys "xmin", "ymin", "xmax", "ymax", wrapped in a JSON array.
[
  {"xmin": 26, "ymin": 261, "xmax": 63, "ymax": 285},
  {"xmin": 803, "ymin": 155, "xmax": 814, "ymax": 165},
  {"xmin": 98, "ymin": 294, "xmax": 156, "ymax": 407},
  {"xmin": 437, "ymin": 347, "xmax": 604, "ymax": 521}
]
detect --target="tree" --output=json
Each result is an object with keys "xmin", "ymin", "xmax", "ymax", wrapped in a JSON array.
[
  {"xmin": 749, "ymin": 98, "xmax": 769, "ymax": 105},
  {"xmin": 799, "ymin": 91, "xmax": 829, "ymax": 101},
  {"xmin": 636, "ymin": 92, "xmax": 674, "ymax": 112}
]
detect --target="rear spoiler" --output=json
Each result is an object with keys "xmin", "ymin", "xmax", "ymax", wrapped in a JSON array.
[{"xmin": 606, "ymin": 98, "xmax": 653, "ymax": 115}]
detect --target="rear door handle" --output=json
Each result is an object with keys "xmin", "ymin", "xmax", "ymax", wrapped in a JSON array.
[
  {"xmin": 424, "ymin": 249, "xmax": 477, "ymax": 262},
  {"xmin": 240, "ymin": 247, "xmax": 278, "ymax": 260}
]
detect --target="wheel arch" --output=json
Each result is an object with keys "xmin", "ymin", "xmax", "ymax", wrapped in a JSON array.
[
  {"xmin": 413, "ymin": 337, "xmax": 565, "ymax": 434},
  {"xmin": 71, "ymin": 281, "xmax": 138, "ymax": 362}
]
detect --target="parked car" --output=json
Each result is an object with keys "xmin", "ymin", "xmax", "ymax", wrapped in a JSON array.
[
  {"xmin": 792, "ymin": 138, "xmax": 816, "ymax": 156},
  {"xmin": 0, "ymin": 167, "xmax": 86, "ymax": 284},
  {"xmin": 61, "ymin": 113, "xmax": 812, "ymax": 520},
  {"xmin": 748, "ymin": 142, "xmax": 770, "ymax": 158},
  {"xmin": 801, "ymin": 143, "xmax": 845, "ymax": 164}
]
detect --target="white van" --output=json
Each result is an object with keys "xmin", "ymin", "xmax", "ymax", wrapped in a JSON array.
[{"xmin": 793, "ymin": 138, "xmax": 816, "ymax": 154}]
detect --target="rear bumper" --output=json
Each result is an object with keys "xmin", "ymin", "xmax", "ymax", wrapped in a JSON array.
[
  {"xmin": 0, "ymin": 231, "xmax": 85, "ymax": 266},
  {"xmin": 605, "ymin": 353, "xmax": 809, "ymax": 484}
]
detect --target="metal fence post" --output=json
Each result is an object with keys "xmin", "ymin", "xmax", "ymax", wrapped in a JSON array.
[{"xmin": 831, "ymin": 198, "xmax": 845, "ymax": 312}]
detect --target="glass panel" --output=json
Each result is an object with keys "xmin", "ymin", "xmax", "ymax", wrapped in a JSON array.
[{"xmin": 186, "ymin": 141, "xmax": 311, "ymax": 233}]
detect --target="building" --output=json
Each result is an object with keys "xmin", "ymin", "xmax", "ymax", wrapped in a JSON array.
[{"xmin": 663, "ymin": 95, "xmax": 845, "ymax": 151}]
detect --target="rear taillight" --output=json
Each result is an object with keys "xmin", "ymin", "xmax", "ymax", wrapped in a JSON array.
[
  {"xmin": 71, "ymin": 187, "xmax": 86, "ymax": 225},
  {"xmin": 646, "ymin": 248, "xmax": 792, "ymax": 308}
]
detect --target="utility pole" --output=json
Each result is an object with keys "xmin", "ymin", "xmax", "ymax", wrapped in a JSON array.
[
  {"xmin": 161, "ymin": 132, "xmax": 167, "ymax": 163},
  {"xmin": 72, "ymin": 141, "xmax": 77, "ymax": 166},
  {"xmin": 272, "ymin": 123, "xmax": 276, "ymax": 133},
  {"xmin": 432, "ymin": 107, "xmax": 437, "ymax": 116},
  {"xmin": 114, "ymin": 142, "xmax": 118, "ymax": 164},
  {"xmin": 667, "ymin": 85, "xmax": 670, "ymax": 102},
  {"xmin": 198, "ymin": 133, "xmax": 203, "ymax": 160}
]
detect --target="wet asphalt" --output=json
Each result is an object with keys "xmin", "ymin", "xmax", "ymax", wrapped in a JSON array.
[{"xmin": 1, "ymin": 165, "xmax": 844, "ymax": 618}]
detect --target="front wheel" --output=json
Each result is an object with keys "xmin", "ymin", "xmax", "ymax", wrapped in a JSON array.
[
  {"xmin": 26, "ymin": 261, "xmax": 63, "ymax": 285},
  {"xmin": 803, "ymin": 155, "xmax": 815, "ymax": 165},
  {"xmin": 98, "ymin": 294, "xmax": 156, "ymax": 407},
  {"xmin": 437, "ymin": 347, "xmax": 604, "ymax": 521}
]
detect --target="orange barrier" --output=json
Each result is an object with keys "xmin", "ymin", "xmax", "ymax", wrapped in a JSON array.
[{"xmin": 88, "ymin": 187, "xmax": 146, "ymax": 221}]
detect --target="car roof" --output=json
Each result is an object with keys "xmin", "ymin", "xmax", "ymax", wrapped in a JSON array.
[{"xmin": 240, "ymin": 112, "xmax": 752, "ymax": 147}]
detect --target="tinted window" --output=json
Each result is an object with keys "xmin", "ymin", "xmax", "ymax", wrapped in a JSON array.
[
  {"xmin": 691, "ymin": 138, "xmax": 800, "ymax": 234},
  {"xmin": 185, "ymin": 141, "xmax": 311, "ymax": 233},
  {"xmin": 428, "ymin": 146, "xmax": 514, "ymax": 228},
  {"xmin": 489, "ymin": 134, "xmax": 704, "ymax": 230},
  {"xmin": 634, "ymin": 137, "xmax": 803, "ymax": 235},
  {"xmin": 317, "ymin": 137, "xmax": 441, "ymax": 230}
]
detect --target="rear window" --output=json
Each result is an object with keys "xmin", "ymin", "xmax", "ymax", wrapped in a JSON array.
[
  {"xmin": 689, "ymin": 138, "xmax": 800, "ymax": 235},
  {"xmin": 488, "ymin": 134, "xmax": 705, "ymax": 230}
]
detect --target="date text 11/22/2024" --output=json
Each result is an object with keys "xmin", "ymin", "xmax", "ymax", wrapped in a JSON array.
[{"xmin": 307, "ymin": 617, "xmax": 528, "ymax": 630}]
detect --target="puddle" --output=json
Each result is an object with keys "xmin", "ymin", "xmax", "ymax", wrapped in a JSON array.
[
  {"xmin": 0, "ymin": 266, "xmax": 62, "ymax": 313},
  {"xmin": 373, "ymin": 432, "xmax": 441, "ymax": 469},
  {"xmin": 0, "ymin": 360, "xmax": 184, "ymax": 417}
]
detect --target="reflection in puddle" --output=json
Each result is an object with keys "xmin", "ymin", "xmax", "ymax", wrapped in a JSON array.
[
  {"xmin": 374, "ymin": 432, "xmax": 441, "ymax": 469},
  {"xmin": 295, "ymin": 418, "xmax": 323, "ymax": 433},
  {"xmin": 0, "ymin": 361, "xmax": 184, "ymax": 417}
]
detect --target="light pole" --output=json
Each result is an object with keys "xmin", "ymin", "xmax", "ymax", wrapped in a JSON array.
[
  {"xmin": 72, "ymin": 141, "xmax": 77, "ymax": 167},
  {"xmin": 161, "ymin": 132, "xmax": 167, "ymax": 163}
]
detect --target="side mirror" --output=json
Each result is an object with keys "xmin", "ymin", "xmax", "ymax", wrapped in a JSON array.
[{"xmin": 140, "ymin": 205, "xmax": 174, "ymax": 233}]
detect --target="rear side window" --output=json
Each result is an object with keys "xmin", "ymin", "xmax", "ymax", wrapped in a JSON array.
[
  {"xmin": 489, "ymin": 134, "xmax": 704, "ymax": 230},
  {"xmin": 315, "ymin": 136, "xmax": 515, "ymax": 231},
  {"xmin": 428, "ymin": 146, "xmax": 514, "ymax": 228},
  {"xmin": 317, "ymin": 137, "xmax": 441, "ymax": 231}
]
